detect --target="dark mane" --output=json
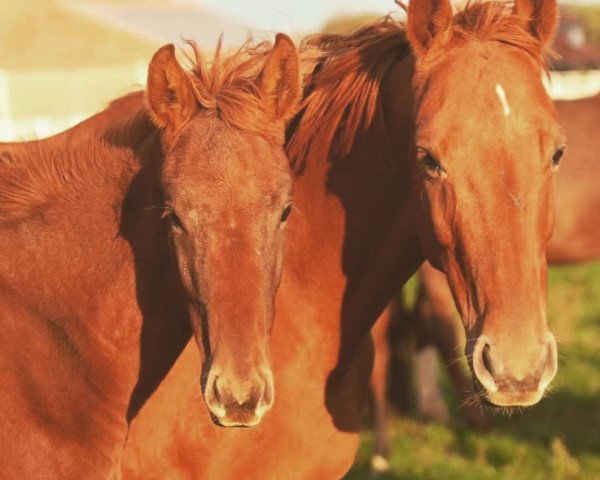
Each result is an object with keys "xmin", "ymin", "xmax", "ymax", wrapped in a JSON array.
[
  {"xmin": 287, "ymin": 1, "xmax": 551, "ymax": 169},
  {"xmin": 287, "ymin": 19, "xmax": 410, "ymax": 170}
]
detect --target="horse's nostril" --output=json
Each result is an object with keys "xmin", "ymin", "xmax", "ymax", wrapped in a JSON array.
[
  {"xmin": 472, "ymin": 337, "xmax": 499, "ymax": 393},
  {"xmin": 482, "ymin": 343, "xmax": 494, "ymax": 377},
  {"xmin": 212, "ymin": 376, "xmax": 221, "ymax": 403},
  {"xmin": 539, "ymin": 334, "xmax": 558, "ymax": 392}
]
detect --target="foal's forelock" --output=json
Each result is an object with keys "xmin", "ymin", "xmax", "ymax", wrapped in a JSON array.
[{"xmin": 182, "ymin": 39, "xmax": 286, "ymax": 144}]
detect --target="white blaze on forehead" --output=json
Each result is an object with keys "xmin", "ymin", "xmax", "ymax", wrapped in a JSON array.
[{"xmin": 495, "ymin": 83, "xmax": 511, "ymax": 117}]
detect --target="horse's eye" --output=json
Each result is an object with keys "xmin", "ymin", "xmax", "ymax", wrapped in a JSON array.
[
  {"xmin": 552, "ymin": 146, "xmax": 565, "ymax": 170},
  {"xmin": 280, "ymin": 204, "xmax": 293, "ymax": 223},
  {"xmin": 417, "ymin": 148, "xmax": 446, "ymax": 179}
]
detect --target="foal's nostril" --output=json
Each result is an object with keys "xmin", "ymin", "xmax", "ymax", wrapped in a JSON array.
[
  {"xmin": 213, "ymin": 376, "xmax": 222, "ymax": 403},
  {"xmin": 262, "ymin": 375, "xmax": 273, "ymax": 406},
  {"xmin": 204, "ymin": 367, "xmax": 274, "ymax": 426}
]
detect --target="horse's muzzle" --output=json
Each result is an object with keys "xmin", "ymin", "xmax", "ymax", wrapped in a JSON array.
[{"xmin": 471, "ymin": 332, "xmax": 557, "ymax": 407}]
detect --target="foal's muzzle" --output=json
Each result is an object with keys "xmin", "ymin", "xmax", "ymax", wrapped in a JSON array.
[{"xmin": 204, "ymin": 368, "xmax": 274, "ymax": 427}]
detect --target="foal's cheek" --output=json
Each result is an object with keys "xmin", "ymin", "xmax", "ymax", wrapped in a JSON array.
[
  {"xmin": 171, "ymin": 238, "xmax": 196, "ymax": 296},
  {"xmin": 178, "ymin": 259, "xmax": 194, "ymax": 295}
]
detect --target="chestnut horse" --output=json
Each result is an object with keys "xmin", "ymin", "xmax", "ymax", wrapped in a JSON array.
[
  {"xmin": 371, "ymin": 92, "xmax": 600, "ymax": 472},
  {"xmin": 0, "ymin": 35, "xmax": 300, "ymax": 478},
  {"xmin": 122, "ymin": 1, "xmax": 564, "ymax": 478}
]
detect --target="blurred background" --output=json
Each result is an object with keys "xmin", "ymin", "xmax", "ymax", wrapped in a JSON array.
[
  {"xmin": 2, "ymin": 0, "xmax": 600, "ymax": 141},
  {"xmin": 3, "ymin": 1, "xmax": 600, "ymax": 478}
]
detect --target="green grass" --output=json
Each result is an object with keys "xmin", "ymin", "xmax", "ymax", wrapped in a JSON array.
[{"xmin": 346, "ymin": 263, "xmax": 600, "ymax": 480}]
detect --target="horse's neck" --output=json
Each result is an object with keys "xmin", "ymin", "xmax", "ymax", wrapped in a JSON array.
[
  {"xmin": 548, "ymin": 94, "xmax": 600, "ymax": 263},
  {"xmin": 289, "ymin": 53, "xmax": 420, "ymax": 326},
  {"xmin": 283, "ymin": 130, "xmax": 422, "ymax": 365},
  {"xmin": 0, "ymin": 92, "xmax": 161, "ymax": 301},
  {"xmin": 0, "ymin": 93, "xmax": 175, "ymax": 419}
]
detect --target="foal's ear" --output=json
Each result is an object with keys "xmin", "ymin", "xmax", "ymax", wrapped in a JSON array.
[
  {"xmin": 407, "ymin": 0, "xmax": 454, "ymax": 57},
  {"xmin": 147, "ymin": 44, "xmax": 197, "ymax": 133},
  {"xmin": 256, "ymin": 33, "xmax": 301, "ymax": 123},
  {"xmin": 513, "ymin": 0, "xmax": 558, "ymax": 47}
]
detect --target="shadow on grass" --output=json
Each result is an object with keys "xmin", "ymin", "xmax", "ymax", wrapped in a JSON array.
[
  {"xmin": 346, "ymin": 387, "xmax": 600, "ymax": 479},
  {"xmin": 347, "ymin": 263, "xmax": 600, "ymax": 478},
  {"xmin": 488, "ymin": 390, "xmax": 600, "ymax": 456}
]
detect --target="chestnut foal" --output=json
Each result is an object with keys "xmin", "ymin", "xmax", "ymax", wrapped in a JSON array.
[{"xmin": 0, "ymin": 35, "xmax": 299, "ymax": 478}]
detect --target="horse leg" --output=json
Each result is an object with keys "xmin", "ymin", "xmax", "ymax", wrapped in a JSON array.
[
  {"xmin": 414, "ymin": 345, "xmax": 449, "ymax": 423},
  {"xmin": 433, "ymin": 318, "xmax": 490, "ymax": 429},
  {"xmin": 416, "ymin": 263, "xmax": 490, "ymax": 429},
  {"xmin": 370, "ymin": 305, "xmax": 393, "ymax": 475}
]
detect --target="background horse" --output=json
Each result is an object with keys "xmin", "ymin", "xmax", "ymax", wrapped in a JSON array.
[
  {"xmin": 370, "ymin": 91, "xmax": 600, "ymax": 472},
  {"xmin": 0, "ymin": 35, "xmax": 299, "ymax": 478},
  {"xmin": 122, "ymin": 0, "xmax": 564, "ymax": 477}
]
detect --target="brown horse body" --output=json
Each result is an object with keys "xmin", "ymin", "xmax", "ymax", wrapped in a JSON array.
[
  {"xmin": 0, "ymin": 37, "xmax": 300, "ymax": 478},
  {"xmin": 123, "ymin": 1, "xmax": 564, "ymax": 477},
  {"xmin": 548, "ymin": 93, "xmax": 600, "ymax": 262},
  {"xmin": 371, "ymin": 92, "xmax": 600, "ymax": 470},
  {"xmin": 0, "ymin": 93, "xmax": 161, "ymax": 478}
]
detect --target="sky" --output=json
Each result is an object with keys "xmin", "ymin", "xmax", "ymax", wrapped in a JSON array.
[
  {"xmin": 196, "ymin": 0, "xmax": 600, "ymax": 36},
  {"xmin": 198, "ymin": 0, "xmax": 399, "ymax": 34}
]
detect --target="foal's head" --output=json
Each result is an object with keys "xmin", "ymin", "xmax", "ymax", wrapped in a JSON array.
[
  {"xmin": 146, "ymin": 35, "xmax": 300, "ymax": 426},
  {"xmin": 407, "ymin": 0, "xmax": 563, "ymax": 407}
]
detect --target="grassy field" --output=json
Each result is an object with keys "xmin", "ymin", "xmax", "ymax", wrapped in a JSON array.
[{"xmin": 346, "ymin": 263, "xmax": 600, "ymax": 479}]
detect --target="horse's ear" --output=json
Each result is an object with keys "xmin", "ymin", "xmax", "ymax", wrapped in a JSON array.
[
  {"xmin": 513, "ymin": 0, "xmax": 558, "ymax": 47},
  {"xmin": 407, "ymin": 0, "xmax": 454, "ymax": 57},
  {"xmin": 147, "ymin": 44, "xmax": 197, "ymax": 133},
  {"xmin": 256, "ymin": 33, "xmax": 301, "ymax": 123}
]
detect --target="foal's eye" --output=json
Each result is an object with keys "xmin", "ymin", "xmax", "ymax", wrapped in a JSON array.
[
  {"xmin": 280, "ymin": 204, "xmax": 293, "ymax": 223},
  {"xmin": 417, "ymin": 148, "xmax": 446, "ymax": 179},
  {"xmin": 162, "ymin": 209, "xmax": 185, "ymax": 232},
  {"xmin": 551, "ymin": 146, "xmax": 565, "ymax": 170}
]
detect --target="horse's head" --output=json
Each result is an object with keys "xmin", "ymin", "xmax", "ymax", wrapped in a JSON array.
[
  {"xmin": 146, "ymin": 35, "xmax": 300, "ymax": 426},
  {"xmin": 407, "ymin": 0, "xmax": 564, "ymax": 407}
]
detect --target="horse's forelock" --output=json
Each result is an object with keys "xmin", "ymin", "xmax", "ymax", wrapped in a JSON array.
[
  {"xmin": 452, "ymin": 1, "xmax": 549, "ymax": 65},
  {"xmin": 287, "ymin": 1, "xmax": 553, "ymax": 172}
]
